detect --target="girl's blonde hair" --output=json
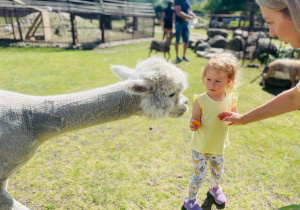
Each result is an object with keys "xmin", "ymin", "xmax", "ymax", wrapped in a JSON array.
[
  {"xmin": 255, "ymin": 0, "xmax": 300, "ymax": 34},
  {"xmin": 202, "ymin": 52, "xmax": 240, "ymax": 92}
]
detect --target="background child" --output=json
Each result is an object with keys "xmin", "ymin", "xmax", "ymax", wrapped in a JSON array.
[
  {"xmin": 182, "ymin": 53, "xmax": 240, "ymax": 210},
  {"xmin": 161, "ymin": 1, "xmax": 175, "ymax": 40}
]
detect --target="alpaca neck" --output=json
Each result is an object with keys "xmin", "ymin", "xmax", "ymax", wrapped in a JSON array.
[{"xmin": 33, "ymin": 83, "xmax": 141, "ymax": 140}]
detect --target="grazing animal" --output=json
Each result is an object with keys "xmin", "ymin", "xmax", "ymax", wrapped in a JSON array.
[
  {"xmin": 262, "ymin": 59, "xmax": 300, "ymax": 88},
  {"xmin": 149, "ymin": 33, "xmax": 175, "ymax": 60},
  {"xmin": 0, "ymin": 56, "xmax": 188, "ymax": 210}
]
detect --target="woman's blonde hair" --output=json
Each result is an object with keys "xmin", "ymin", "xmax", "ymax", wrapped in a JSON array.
[
  {"xmin": 202, "ymin": 52, "xmax": 240, "ymax": 92},
  {"xmin": 256, "ymin": 0, "xmax": 300, "ymax": 33}
]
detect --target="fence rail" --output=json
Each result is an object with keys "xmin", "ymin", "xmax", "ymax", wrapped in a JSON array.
[{"xmin": 0, "ymin": 0, "xmax": 155, "ymax": 45}]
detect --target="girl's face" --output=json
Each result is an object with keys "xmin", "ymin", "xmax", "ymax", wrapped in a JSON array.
[
  {"xmin": 260, "ymin": 7, "xmax": 300, "ymax": 48},
  {"xmin": 205, "ymin": 68, "xmax": 230, "ymax": 98}
]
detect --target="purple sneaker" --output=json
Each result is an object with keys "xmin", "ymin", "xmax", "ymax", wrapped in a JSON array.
[
  {"xmin": 209, "ymin": 187, "xmax": 227, "ymax": 204},
  {"xmin": 182, "ymin": 198, "xmax": 202, "ymax": 210}
]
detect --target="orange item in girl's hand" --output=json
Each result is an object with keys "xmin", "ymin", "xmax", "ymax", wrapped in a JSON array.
[{"xmin": 192, "ymin": 121, "xmax": 201, "ymax": 126}]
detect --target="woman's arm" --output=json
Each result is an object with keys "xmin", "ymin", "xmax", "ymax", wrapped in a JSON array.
[{"xmin": 218, "ymin": 86, "xmax": 300, "ymax": 125}]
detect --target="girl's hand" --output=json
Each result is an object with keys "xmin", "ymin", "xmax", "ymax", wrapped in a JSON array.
[{"xmin": 190, "ymin": 120, "xmax": 201, "ymax": 131}]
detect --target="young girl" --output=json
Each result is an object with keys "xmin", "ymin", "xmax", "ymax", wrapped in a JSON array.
[{"xmin": 182, "ymin": 53, "xmax": 240, "ymax": 210}]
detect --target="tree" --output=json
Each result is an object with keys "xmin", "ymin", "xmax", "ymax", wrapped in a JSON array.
[{"xmin": 204, "ymin": 0, "xmax": 248, "ymax": 13}]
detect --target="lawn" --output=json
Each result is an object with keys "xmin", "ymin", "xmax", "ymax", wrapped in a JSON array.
[{"xmin": 0, "ymin": 39, "xmax": 299, "ymax": 210}]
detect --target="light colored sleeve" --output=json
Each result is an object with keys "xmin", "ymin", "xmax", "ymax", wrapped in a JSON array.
[
  {"xmin": 297, "ymin": 81, "xmax": 300, "ymax": 93},
  {"xmin": 194, "ymin": 94, "xmax": 203, "ymax": 108},
  {"xmin": 231, "ymin": 93, "xmax": 238, "ymax": 109},
  {"xmin": 193, "ymin": 94, "xmax": 200, "ymax": 102}
]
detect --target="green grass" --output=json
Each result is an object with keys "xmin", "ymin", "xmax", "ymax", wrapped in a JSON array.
[{"xmin": 0, "ymin": 37, "xmax": 299, "ymax": 209}]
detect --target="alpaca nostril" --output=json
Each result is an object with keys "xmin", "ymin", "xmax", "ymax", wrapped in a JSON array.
[{"xmin": 185, "ymin": 99, "xmax": 189, "ymax": 105}]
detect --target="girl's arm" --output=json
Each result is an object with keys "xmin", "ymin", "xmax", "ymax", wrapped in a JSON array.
[
  {"xmin": 231, "ymin": 105, "xmax": 238, "ymax": 113},
  {"xmin": 218, "ymin": 86, "xmax": 300, "ymax": 125},
  {"xmin": 190, "ymin": 99, "xmax": 202, "ymax": 131}
]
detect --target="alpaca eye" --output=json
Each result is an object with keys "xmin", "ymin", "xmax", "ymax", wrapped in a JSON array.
[{"xmin": 169, "ymin": 92, "xmax": 176, "ymax": 97}]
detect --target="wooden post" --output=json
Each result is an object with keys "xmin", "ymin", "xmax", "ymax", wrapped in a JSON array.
[
  {"xmin": 70, "ymin": 13, "xmax": 77, "ymax": 45},
  {"xmin": 152, "ymin": 17, "xmax": 155, "ymax": 37},
  {"xmin": 252, "ymin": 19, "xmax": 265, "ymax": 61},
  {"xmin": 133, "ymin": 16, "xmax": 138, "ymax": 31},
  {"xmin": 249, "ymin": 0, "xmax": 256, "ymax": 32},
  {"xmin": 4, "ymin": 8, "xmax": 8, "ymax": 25},
  {"xmin": 100, "ymin": 14, "xmax": 105, "ymax": 43},
  {"xmin": 10, "ymin": 11, "xmax": 16, "ymax": 40},
  {"xmin": 242, "ymin": 0, "xmax": 249, "ymax": 29},
  {"xmin": 13, "ymin": 8, "xmax": 23, "ymax": 41},
  {"xmin": 238, "ymin": 14, "xmax": 242, "ymax": 28},
  {"xmin": 25, "ymin": 12, "xmax": 41, "ymax": 40},
  {"xmin": 291, "ymin": 49, "xmax": 296, "ymax": 59},
  {"xmin": 264, "ymin": 37, "xmax": 273, "ymax": 65},
  {"xmin": 31, "ymin": 19, "xmax": 42, "ymax": 37}
]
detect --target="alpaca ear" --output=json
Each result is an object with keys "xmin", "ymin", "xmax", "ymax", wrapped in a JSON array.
[
  {"xmin": 111, "ymin": 65, "xmax": 134, "ymax": 80},
  {"xmin": 123, "ymin": 80, "xmax": 155, "ymax": 95}
]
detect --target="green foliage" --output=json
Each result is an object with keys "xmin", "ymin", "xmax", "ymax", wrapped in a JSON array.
[
  {"xmin": 259, "ymin": 45, "xmax": 299, "ymax": 64},
  {"xmin": 204, "ymin": 0, "xmax": 248, "ymax": 13},
  {"xmin": 153, "ymin": 0, "xmax": 205, "ymax": 14},
  {"xmin": 155, "ymin": 4, "xmax": 164, "ymax": 13}
]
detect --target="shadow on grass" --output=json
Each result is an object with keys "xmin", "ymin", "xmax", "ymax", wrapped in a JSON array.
[
  {"xmin": 261, "ymin": 82, "xmax": 290, "ymax": 96},
  {"xmin": 201, "ymin": 192, "xmax": 225, "ymax": 210},
  {"xmin": 200, "ymin": 193, "xmax": 300, "ymax": 210},
  {"xmin": 252, "ymin": 74, "xmax": 291, "ymax": 96},
  {"xmin": 279, "ymin": 205, "xmax": 300, "ymax": 210},
  {"xmin": 249, "ymin": 69, "xmax": 293, "ymax": 96},
  {"xmin": 181, "ymin": 192, "xmax": 225, "ymax": 210}
]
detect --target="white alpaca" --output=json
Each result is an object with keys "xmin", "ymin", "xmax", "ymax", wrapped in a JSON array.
[{"xmin": 0, "ymin": 56, "xmax": 188, "ymax": 210}]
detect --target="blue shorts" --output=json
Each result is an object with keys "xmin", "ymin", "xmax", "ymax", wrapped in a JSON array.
[{"xmin": 175, "ymin": 22, "xmax": 190, "ymax": 43}]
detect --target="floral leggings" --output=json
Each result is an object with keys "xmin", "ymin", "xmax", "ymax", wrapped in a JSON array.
[{"xmin": 187, "ymin": 149, "xmax": 224, "ymax": 200}]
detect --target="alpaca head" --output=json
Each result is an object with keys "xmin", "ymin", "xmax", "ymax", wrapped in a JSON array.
[{"xmin": 111, "ymin": 56, "xmax": 188, "ymax": 119}]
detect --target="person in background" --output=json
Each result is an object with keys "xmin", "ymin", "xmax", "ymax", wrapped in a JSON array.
[
  {"xmin": 182, "ymin": 53, "xmax": 240, "ymax": 210},
  {"xmin": 161, "ymin": 1, "xmax": 175, "ymax": 40},
  {"xmin": 174, "ymin": 0, "xmax": 195, "ymax": 63},
  {"xmin": 218, "ymin": 0, "xmax": 300, "ymax": 125}
]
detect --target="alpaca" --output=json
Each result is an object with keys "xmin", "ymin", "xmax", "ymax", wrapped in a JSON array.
[
  {"xmin": 0, "ymin": 56, "xmax": 188, "ymax": 210},
  {"xmin": 262, "ymin": 59, "xmax": 300, "ymax": 88}
]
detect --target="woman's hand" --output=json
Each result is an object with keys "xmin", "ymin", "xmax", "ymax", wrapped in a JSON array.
[{"xmin": 218, "ymin": 112, "xmax": 246, "ymax": 126}]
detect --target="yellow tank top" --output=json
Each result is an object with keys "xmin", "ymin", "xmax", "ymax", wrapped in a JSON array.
[
  {"xmin": 297, "ymin": 81, "xmax": 300, "ymax": 93},
  {"xmin": 191, "ymin": 92, "xmax": 238, "ymax": 155}
]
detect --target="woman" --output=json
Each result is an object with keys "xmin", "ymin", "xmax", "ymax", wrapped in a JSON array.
[{"xmin": 218, "ymin": 0, "xmax": 300, "ymax": 125}]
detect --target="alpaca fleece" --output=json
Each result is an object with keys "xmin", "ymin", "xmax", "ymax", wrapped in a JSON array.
[{"xmin": 0, "ymin": 56, "xmax": 188, "ymax": 210}]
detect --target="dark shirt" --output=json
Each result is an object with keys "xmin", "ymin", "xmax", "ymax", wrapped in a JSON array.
[
  {"xmin": 174, "ymin": 0, "xmax": 191, "ymax": 23},
  {"xmin": 164, "ymin": 7, "xmax": 175, "ymax": 29}
]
